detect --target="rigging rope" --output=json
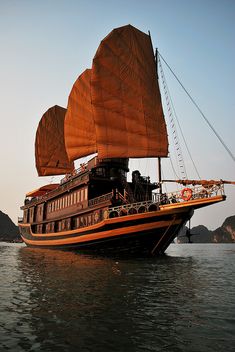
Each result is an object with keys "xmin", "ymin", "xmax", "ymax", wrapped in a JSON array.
[
  {"xmin": 158, "ymin": 53, "xmax": 188, "ymax": 179},
  {"xmin": 158, "ymin": 55, "xmax": 201, "ymax": 179},
  {"xmin": 158, "ymin": 51, "xmax": 235, "ymax": 163}
]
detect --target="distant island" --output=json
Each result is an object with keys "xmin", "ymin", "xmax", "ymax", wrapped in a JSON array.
[
  {"xmin": 0, "ymin": 210, "xmax": 234, "ymax": 244},
  {"xmin": 177, "ymin": 215, "xmax": 235, "ymax": 243},
  {"xmin": 0, "ymin": 211, "xmax": 22, "ymax": 242}
]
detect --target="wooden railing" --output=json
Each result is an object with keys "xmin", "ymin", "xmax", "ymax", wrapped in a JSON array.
[
  {"xmin": 88, "ymin": 192, "xmax": 113, "ymax": 206},
  {"xmin": 107, "ymin": 183, "xmax": 225, "ymax": 218},
  {"xmin": 152, "ymin": 183, "xmax": 225, "ymax": 204}
]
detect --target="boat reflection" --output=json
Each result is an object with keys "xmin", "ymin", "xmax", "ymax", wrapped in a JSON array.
[{"xmin": 17, "ymin": 246, "xmax": 204, "ymax": 351}]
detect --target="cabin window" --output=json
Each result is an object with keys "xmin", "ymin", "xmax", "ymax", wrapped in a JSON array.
[
  {"xmin": 58, "ymin": 221, "xmax": 62, "ymax": 231},
  {"xmin": 66, "ymin": 218, "xmax": 71, "ymax": 230},
  {"xmin": 65, "ymin": 196, "xmax": 68, "ymax": 208},
  {"xmin": 77, "ymin": 191, "xmax": 80, "ymax": 202},
  {"xmin": 23, "ymin": 210, "xmax": 28, "ymax": 222},
  {"xmin": 96, "ymin": 167, "xmax": 105, "ymax": 176},
  {"xmin": 84, "ymin": 188, "xmax": 88, "ymax": 200},
  {"xmin": 81, "ymin": 189, "xmax": 84, "ymax": 202},
  {"xmin": 75, "ymin": 217, "xmax": 79, "ymax": 228},
  {"xmin": 70, "ymin": 193, "xmax": 73, "ymax": 205},
  {"xmin": 72, "ymin": 217, "xmax": 77, "ymax": 228},
  {"xmin": 62, "ymin": 220, "xmax": 66, "ymax": 230},
  {"xmin": 48, "ymin": 203, "xmax": 51, "ymax": 213},
  {"xmin": 62, "ymin": 197, "xmax": 65, "ymax": 208}
]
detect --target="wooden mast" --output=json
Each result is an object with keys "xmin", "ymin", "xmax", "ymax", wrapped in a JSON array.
[{"xmin": 155, "ymin": 47, "xmax": 163, "ymax": 195}]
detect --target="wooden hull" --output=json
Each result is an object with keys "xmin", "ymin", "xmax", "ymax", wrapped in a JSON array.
[{"xmin": 19, "ymin": 195, "xmax": 225, "ymax": 256}]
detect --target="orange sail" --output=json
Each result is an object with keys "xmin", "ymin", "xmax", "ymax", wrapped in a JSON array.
[
  {"xmin": 91, "ymin": 24, "xmax": 168, "ymax": 159},
  {"xmin": 64, "ymin": 69, "xmax": 97, "ymax": 161},
  {"xmin": 35, "ymin": 105, "xmax": 74, "ymax": 176},
  {"xmin": 33, "ymin": 26, "xmax": 170, "ymax": 174}
]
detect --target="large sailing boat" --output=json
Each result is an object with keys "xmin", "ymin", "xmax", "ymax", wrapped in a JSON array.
[{"xmin": 18, "ymin": 25, "xmax": 229, "ymax": 255}]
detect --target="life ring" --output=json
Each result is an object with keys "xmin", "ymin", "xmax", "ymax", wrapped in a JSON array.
[{"xmin": 181, "ymin": 188, "xmax": 192, "ymax": 201}]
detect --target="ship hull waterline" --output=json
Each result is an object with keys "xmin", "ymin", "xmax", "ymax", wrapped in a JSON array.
[{"xmin": 19, "ymin": 195, "xmax": 225, "ymax": 256}]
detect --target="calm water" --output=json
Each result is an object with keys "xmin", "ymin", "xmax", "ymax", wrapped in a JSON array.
[{"xmin": 0, "ymin": 242, "xmax": 234, "ymax": 352}]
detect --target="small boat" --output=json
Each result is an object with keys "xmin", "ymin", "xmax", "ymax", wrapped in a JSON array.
[{"xmin": 18, "ymin": 25, "xmax": 232, "ymax": 256}]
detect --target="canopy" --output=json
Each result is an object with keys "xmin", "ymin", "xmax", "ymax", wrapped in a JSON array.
[
  {"xmin": 35, "ymin": 105, "xmax": 74, "ymax": 176},
  {"xmin": 26, "ymin": 184, "xmax": 59, "ymax": 197}
]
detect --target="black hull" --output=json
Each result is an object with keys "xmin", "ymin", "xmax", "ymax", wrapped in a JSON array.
[
  {"xmin": 19, "ymin": 208, "xmax": 192, "ymax": 256},
  {"xmin": 25, "ymin": 225, "xmax": 180, "ymax": 256}
]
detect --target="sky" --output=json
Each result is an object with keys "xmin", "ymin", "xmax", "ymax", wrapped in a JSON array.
[{"xmin": 0, "ymin": 0, "xmax": 234, "ymax": 229}]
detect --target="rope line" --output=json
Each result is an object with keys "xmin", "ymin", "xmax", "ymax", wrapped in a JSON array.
[
  {"xmin": 158, "ymin": 51, "xmax": 235, "ymax": 162},
  {"xmin": 158, "ymin": 55, "xmax": 201, "ymax": 179}
]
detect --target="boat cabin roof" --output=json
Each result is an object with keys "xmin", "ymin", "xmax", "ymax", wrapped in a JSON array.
[{"xmin": 26, "ymin": 184, "xmax": 60, "ymax": 198}]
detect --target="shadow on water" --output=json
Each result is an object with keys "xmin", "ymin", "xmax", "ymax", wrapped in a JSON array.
[{"xmin": 13, "ymin": 246, "xmax": 205, "ymax": 352}]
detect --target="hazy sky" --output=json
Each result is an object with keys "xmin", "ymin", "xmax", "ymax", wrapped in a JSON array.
[{"xmin": 0, "ymin": 0, "xmax": 234, "ymax": 229}]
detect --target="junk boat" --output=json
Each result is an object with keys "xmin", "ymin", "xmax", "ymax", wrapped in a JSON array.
[{"xmin": 18, "ymin": 25, "xmax": 232, "ymax": 256}]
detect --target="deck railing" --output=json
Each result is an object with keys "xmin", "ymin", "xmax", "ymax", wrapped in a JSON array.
[
  {"xmin": 88, "ymin": 192, "xmax": 113, "ymax": 206},
  {"xmin": 107, "ymin": 183, "xmax": 225, "ymax": 218},
  {"xmin": 153, "ymin": 183, "xmax": 225, "ymax": 204},
  {"xmin": 108, "ymin": 199, "xmax": 158, "ymax": 218}
]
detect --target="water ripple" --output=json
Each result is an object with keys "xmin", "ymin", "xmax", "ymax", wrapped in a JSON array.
[{"xmin": 0, "ymin": 242, "xmax": 234, "ymax": 351}]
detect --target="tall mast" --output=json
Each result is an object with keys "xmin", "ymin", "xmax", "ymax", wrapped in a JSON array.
[
  {"xmin": 155, "ymin": 47, "xmax": 162, "ymax": 194},
  {"xmin": 148, "ymin": 31, "xmax": 163, "ymax": 194}
]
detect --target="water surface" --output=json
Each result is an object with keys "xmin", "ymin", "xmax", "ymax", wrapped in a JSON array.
[{"xmin": 0, "ymin": 242, "xmax": 234, "ymax": 351}]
